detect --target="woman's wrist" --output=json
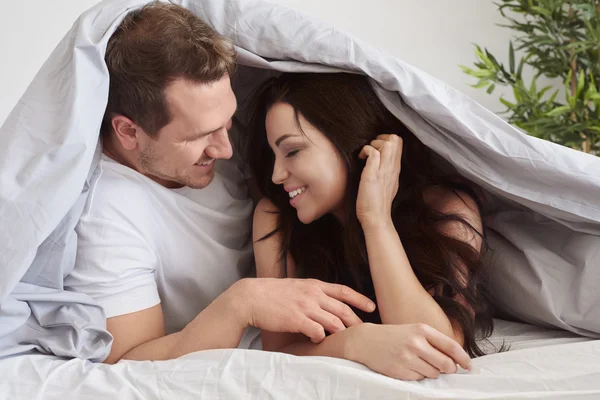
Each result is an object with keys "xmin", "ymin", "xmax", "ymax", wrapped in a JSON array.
[
  {"xmin": 359, "ymin": 215, "xmax": 394, "ymax": 232},
  {"xmin": 342, "ymin": 323, "xmax": 373, "ymax": 363}
]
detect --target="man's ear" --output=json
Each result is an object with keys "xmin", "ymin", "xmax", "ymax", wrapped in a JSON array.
[{"xmin": 111, "ymin": 115, "xmax": 141, "ymax": 151}]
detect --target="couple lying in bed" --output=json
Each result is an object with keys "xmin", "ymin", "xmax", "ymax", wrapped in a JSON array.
[{"xmin": 69, "ymin": 2, "xmax": 495, "ymax": 382}]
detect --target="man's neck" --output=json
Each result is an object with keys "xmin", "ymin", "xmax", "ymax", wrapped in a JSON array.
[
  {"xmin": 101, "ymin": 133, "xmax": 184, "ymax": 189},
  {"xmin": 102, "ymin": 134, "xmax": 139, "ymax": 172}
]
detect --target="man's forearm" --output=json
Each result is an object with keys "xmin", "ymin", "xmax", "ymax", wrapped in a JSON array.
[{"xmin": 120, "ymin": 282, "xmax": 248, "ymax": 362}]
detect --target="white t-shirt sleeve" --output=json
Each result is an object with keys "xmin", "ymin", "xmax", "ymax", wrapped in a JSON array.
[{"xmin": 66, "ymin": 216, "xmax": 161, "ymax": 318}]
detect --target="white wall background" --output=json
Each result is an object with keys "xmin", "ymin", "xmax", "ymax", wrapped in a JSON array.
[{"xmin": 0, "ymin": 0, "xmax": 515, "ymax": 125}]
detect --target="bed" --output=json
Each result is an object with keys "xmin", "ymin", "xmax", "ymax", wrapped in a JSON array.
[
  {"xmin": 2, "ymin": 321, "xmax": 598, "ymax": 399},
  {"xmin": 1, "ymin": 0, "xmax": 599, "ymax": 397}
]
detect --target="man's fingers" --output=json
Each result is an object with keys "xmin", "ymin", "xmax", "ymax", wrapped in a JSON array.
[
  {"xmin": 321, "ymin": 297, "xmax": 363, "ymax": 328},
  {"xmin": 307, "ymin": 309, "xmax": 346, "ymax": 335},
  {"xmin": 299, "ymin": 319, "xmax": 326, "ymax": 343},
  {"xmin": 320, "ymin": 282, "xmax": 376, "ymax": 313},
  {"xmin": 424, "ymin": 326, "xmax": 471, "ymax": 370}
]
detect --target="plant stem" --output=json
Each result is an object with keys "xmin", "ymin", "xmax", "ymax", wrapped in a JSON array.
[
  {"xmin": 569, "ymin": 5, "xmax": 577, "ymax": 102},
  {"xmin": 568, "ymin": 4, "xmax": 578, "ymax": 131},
  {"xmin": 598, "ymin": 3, "xmax": 600, "ymax": 66}
]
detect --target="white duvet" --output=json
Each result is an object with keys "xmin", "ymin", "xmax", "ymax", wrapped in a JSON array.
[{"xmin": 2, "ymin": 321, "xmax": 598, "ymax": 400}]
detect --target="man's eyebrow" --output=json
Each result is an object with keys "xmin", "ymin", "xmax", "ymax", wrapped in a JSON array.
[
  {"xmin": 188, "ymin": 127, "xmax": 219, "ymax": 140},
  {"xmin": 275, "ymin": 134, "xmax": 301, "ymax": 147},
  {"xmin": 187, "ymin": 104, "xmax": 238, "ymax": 140}
]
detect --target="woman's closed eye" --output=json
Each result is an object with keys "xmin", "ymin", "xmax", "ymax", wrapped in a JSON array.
[{"xmin": 285, "ymin": 149, "xmax": 300, "ymax": 158}]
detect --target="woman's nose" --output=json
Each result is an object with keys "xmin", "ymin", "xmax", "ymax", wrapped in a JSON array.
[{"xmin": 271, "ymin": 158, "xmax": 289, "ymax": 184}]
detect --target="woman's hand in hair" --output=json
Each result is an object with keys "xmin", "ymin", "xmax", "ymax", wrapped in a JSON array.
[
  {"xmin": 347, "ymin": 322, "xmax": 472, "ymax": 381},
  {"xmin": 357, "ymin": 134, "xmax": 403, "ymax": 228}
]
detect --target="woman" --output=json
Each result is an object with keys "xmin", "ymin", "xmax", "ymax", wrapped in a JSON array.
[{"xmin": 245, "ymin": 72, "xmax": 494, "ymax": 379}]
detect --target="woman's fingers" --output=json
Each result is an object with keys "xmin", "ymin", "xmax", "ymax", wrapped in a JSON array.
[
  {"xmin": 392, "ymin": 136, "xmax": 403, "ymax": 171},
  {"xmin": 369, "ymin": 140, "xmax": 387, "ymax": 150},
  {"xmin": 368, "ymin": 135, "xmax": 403, "ymax": 172},
  {"xmin": 409, "ymin": 358, "xmax": 442, "ymax": 379},
  {"xmin": 376, "ymin": 134, "xmax": 394, "ymax": 141},
  {"xmin": 416, "ymin": 342, "xmax": 459, "ymax": 374},
  {"xmin": 359, "ymin": 145, "xmax": 380, "ymax": 177},
  {"xmin": 421, "ymin": 324, "xmax": 471, "ymax": 371}
]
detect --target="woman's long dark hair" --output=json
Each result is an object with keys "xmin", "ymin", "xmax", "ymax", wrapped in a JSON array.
[{"xmin": 245, "ymin": 72, "xmax": 495, "ymax": 357}]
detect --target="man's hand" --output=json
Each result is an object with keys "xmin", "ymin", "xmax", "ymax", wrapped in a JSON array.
[
  {"xmin": 102, "ymin": 277, "xmax": 376, "ymax": 363},
  {"xmin": 348, "ymin": 323, "xmax": 472, "ymax": 380},
  {"xmin": 233, "ymin": 278, "xmax": 376, "ymax": 343}
]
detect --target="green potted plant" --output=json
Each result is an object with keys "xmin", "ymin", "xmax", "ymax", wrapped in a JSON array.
[{"xmin": 461, "ymin": 0, "xmax": 600, "ymax": 155}]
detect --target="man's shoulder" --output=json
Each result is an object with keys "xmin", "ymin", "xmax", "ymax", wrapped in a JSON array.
[{"xmin": 82, "ymin": 157, "xmax": 157, "ymax": 222}]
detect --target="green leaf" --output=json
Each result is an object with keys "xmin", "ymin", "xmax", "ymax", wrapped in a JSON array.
[
  {"xmin": 565, "ymin": 69, "xmax": 574, "ymax": 100},
  {"xmin": 509, "ymin": 41, "xmax": 515, "ymax": 74},
  {"xmin": 472, "ymin": 69, "xmax": 496, "ymax": 78},
  {"xmin": 500, "ymin": 97, "xmax": 517, "ymax": 109},
  {"xmin": 585, "ymin": 74, "xmax": 598, "ymax": 102},
  {"xmin": 472, "ymin": 79, "xmax": 491, "ymax": 89},
  {"xmin": 537, "ymin": 85, "xmax": 553, "ymax": 100},
  {"xmin": 530, "ymin": 77, "xmax": 538, "ymax": 96},
  {"xmin": 459, "ymin": 65, "xmax": 477, "ymax": 75},
  {"xmin": 460, "ymin": 65, "xmax": 495, "ymax": 79},
  {"xmin": 548, "ymin": 89, "xmax": 560, "ymax": 104},
  {"xmin": 475, "ymin": 45, "xmax": 495, "ymax": 69},
  {"xmin": 546, "ymin": 106, "xmax": 572, "ymax": 117},
  {"xmin": 530, "ymin": 6, "xmax": 552, "ymax": 17},
  {"xmin": 576, "ymin": 70, "xmax": 586, "ymax": 99},
  {"xmin": 487, "ymin": 83, "xmax": 497, "ymax": 94},
  {"xmin": 588, "ymin": 93, "xmax": 600, "ymax": 101},
  {"xmin": 516, "ymin": 58, "xmax": 526, "ymax": 79}
]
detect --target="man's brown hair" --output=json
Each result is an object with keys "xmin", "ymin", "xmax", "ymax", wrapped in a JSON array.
[{"xmin": 101, "ymin": 2, "xmax": 236, "ymax": 137}]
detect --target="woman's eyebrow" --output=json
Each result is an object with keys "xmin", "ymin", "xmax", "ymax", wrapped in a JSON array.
[{"xmin": 275, "ymin": 134, "xmax": 301, "ymax": 147}]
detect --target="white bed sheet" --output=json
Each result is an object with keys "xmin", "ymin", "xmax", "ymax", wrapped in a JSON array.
[{"xmin": 2, "ymin": 320, "xmax": 598, "ymax": 400}]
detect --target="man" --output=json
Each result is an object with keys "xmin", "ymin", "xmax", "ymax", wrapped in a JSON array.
[{"xmin": 66, "ymin": 2, "xmax": 471, "ymax": 379}]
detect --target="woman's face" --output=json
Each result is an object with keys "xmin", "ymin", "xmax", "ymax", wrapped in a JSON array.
[{"xmin": 265, "ymin": 102, "xmax": 348, "ymax": 224}]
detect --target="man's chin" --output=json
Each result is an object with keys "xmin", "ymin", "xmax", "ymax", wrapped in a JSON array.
[
  {"xmin": 143, "ymin": 167, "xmax": 215, "ymax": 189},
  {"xmin": 185, "ymin": 170, "xmax": 215, "ymax": 189}
]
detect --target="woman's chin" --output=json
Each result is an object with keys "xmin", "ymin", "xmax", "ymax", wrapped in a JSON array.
[
  {"xmin": 297, "ymin": 208, "xmax": 330, "ymax": 225},
  {"xmin": 296, "ymin": 209, "xmax": 315, "ymax": 225},
  {"xmin": 297, "ymin": 214, "xmax": 312, "ymax": 224}
]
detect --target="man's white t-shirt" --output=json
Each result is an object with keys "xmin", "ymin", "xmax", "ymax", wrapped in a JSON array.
[{"xmin": 65, "ymin": 154, "xmax": 254, "ymax": 335}]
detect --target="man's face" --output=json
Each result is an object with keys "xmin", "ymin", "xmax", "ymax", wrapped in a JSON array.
[{"xmin": 137, "ymin": 76, "xmax": 237, "ymax": 189}]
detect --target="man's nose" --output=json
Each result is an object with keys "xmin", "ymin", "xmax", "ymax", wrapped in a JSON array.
[{"xmin": 205, "ymin": 128, "xmax": 233, "ymax": 160}]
